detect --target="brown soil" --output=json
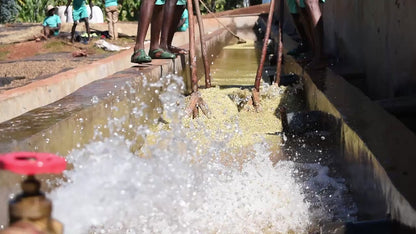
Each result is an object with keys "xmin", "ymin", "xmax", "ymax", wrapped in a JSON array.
[
  {"xmin": 0, "ymin": 41, "xmax": 45, "ymax": 60},
  {"xmin": 0, "ymin": 37, "xmax": 134, "ymax": 93}
]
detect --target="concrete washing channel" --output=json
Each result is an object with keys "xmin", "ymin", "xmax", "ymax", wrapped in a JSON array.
[{"xmin": 0, "ymin": 6, "xmax": 416, "ymax": 233}]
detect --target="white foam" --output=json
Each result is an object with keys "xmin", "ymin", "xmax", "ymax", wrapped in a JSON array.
[{"xmin": 48, "ymin": 74, "xmax": 355, "ymax": 233}]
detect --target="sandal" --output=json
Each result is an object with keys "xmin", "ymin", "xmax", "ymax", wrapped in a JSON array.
[
  {"xmin": 149, "ymin": 48, "xmax": 176, "ymax": 59},
  {"xmin": 168, "ymin": 46, "xmax": 188, "ymax": 55},
  {"xmin": 131, "ymin": 49, "xmax": 152, "ymax": 64}
]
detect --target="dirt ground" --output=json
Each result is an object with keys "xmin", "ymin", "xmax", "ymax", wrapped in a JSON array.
[{"xmin": 0, "ymin": 33, "xmax": 135, "ymax": 92}]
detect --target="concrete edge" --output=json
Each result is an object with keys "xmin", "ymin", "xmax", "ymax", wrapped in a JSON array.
[
  {"xmin": 285, "ymin": 55, "xmax": 416, "ymax": 227},
  {"xmin": 0, "ymin": 48, "xmax": 133, "ymax": 123}
]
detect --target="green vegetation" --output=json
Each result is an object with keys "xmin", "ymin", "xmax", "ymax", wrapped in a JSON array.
[
  {"xmin": 8, "ymin": 0, "xmax": 249, "ymax": 23},
  {"xmin": 0, "ymin": 0, "xmax": 20, "ymax": 23},
  {"xmin": 16, "ymin": 0, "xmax": 51, "ymax": 22}
]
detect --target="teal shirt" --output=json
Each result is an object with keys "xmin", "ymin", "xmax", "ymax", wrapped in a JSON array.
[
  {"xmin": 43, "ymin": 14, "xmax": 61, "ymax": 28},
  {"xmin": 73, "ymin": 0, "xmax": 85, "ymax": 10},
  {"xmin": 105, "ymin": 0, "xmax": 117, "ymax": 8}
]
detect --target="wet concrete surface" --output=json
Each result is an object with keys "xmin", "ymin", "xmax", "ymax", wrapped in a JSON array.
[{"xmin": 273, "ymin": 30, "xmax": 416, "ymax": 230}]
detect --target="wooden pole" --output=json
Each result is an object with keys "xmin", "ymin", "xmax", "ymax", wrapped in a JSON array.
[
  {"xmin": 252, "ymin": 0, "xmax": 275, "ymax": 110},
  {"xmin": 193, "ymin": 0, "xmax": 211, "ymax": 88},
  {"xmin": 187, "ymin": 0, "xmax": 198, "ymax": 93}
]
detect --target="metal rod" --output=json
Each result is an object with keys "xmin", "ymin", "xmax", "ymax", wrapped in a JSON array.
[
  {"xmin": 254, "ymin": 0, "xmax": 275, "ymax": 92},
  {"xmin": 198, "ymin": 0, "xmax": 246, "ymax": 43},
  {"xmin": 193, "ymin": 0, "xmax": 212, "ymax": 88}
]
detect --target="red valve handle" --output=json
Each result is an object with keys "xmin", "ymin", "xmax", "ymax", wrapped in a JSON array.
[{"xmin": 0, "ymin": 152, "xmax": 66, "ymax": 175}]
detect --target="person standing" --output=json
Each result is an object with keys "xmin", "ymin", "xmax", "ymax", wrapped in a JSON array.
[
  {"xmin": 65, "ymin": 0, "xmax": 93, "ymax": 43},
  {"xmin": 131, "ymin": 0, "xmax": 175, "ymax": 64},
  {"xmin": 104, "ymin": 0, "xmax": 122, "ymax": 40}
]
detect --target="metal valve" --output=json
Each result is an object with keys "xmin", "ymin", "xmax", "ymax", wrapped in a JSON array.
[{"xmin": 0, "ymin": 152, "xmax": 66, "ymax": 234}]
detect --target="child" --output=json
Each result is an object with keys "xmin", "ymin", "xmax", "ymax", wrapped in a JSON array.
[
  {"xmin": 131, "ymin": 0, "xmax": 175, "ymax": 64},
  {"xmin": 42, "ymin": 5, "xmax": 61, "ymax": 39},
  {"xmin": 65, "ymin": 0, "xmax": 93, "ymax": 43},
  {"xmin": 104, "ymin": 0, "xmax": 123, "ymax": 40}
]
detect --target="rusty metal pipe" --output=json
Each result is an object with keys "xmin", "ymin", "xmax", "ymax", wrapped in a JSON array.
[
  {"xmin": 193, "ymin": 0, "xmax": 211, "ymax": 88},
  {"xmin": 254, "ymin": 0, "xmax": 276, "ymax": 92}
]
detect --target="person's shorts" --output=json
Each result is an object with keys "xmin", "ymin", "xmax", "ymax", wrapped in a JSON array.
[
  {"xmin": 72, "ymin": 5, "xmax": 88, "ymax": 22},
  {"xmin": 287, "ymin": 0, "xmax": 324, "ymax": 14},
  {"xmin": 155, "ymin": 0, "xmax": 165, "ymax": 5},
  {"xmin": 177, "ymin": 0, "xmax": 186, "ymax": 5}
]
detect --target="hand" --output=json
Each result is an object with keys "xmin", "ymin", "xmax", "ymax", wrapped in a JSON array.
[
  {"xmin": 64, "ymin": 8, "xmax": 68, "ymax": 15},
  {"xmin": 89, "ymin": 11, "xmax": 93, "ymax": 20}
]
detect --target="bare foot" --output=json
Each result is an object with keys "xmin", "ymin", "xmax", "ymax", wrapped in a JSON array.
[{"xmin": 168, "ymin": 46, "xmax": 188, "ymax": 55}]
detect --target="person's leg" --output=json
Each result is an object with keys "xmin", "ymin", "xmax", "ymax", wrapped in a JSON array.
[
  {"xmin": 299, "ymin": 7, "xmax": 313, "ymax": 51},
  {"xmin": 304, "ymin": 0, "xmax": 325, "ymax": 68},
  {"xmin": 160, "ymin": 0, "xmax": 178, "ymax": 51},
  {"xmin": 148, "ymin": 0, "xmax": 175, "ymax": 59},
  {"xmin": 149, "ymin": 4, "xmax": 164, "ymax": 51},
  {"xmin": 106, "ymin": 6, "xmax": 114, "ymax": 39},
  {"xmin": 131, "ymin": 0, "xmax": 156, "ymax": 63},
  {"xmin": 84, "ymin": 18, "xmax": 91, "ymax": 41},
  {"xmin": 167, "ymin": 5, "xmax": 186, "ymax": 53},
  {"xmin": 44, "ymin": 27, "xmax": 51, "ymax": 38},
  {"xmin": 70, "ymin": 22, "xmax": 77, "ymax": 43},
  {"xmin": 287, "ymin": 12, "xmax": 310, "ymax": 55},
  {"xmin": 133, "ymin": 0, "xmax": 155, "ymax": 51},
  {"xmin": 113, "ymin": 7, "xmax": 119, "ymax": 40}
]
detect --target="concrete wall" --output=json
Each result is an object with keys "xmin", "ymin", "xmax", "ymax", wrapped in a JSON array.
[{"xmin": 323, "ymin": 0, "xmax": 416, "ymax": 99}]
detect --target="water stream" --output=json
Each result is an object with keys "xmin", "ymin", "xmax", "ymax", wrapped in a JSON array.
[{"xmin": 42, "ymin": 45, "xmax": 358, "ymax": 233}]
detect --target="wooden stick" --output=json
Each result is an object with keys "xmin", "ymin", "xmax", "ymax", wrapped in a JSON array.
[
  {"xmin": 193, "ymin": 0, "xmax": 211, "ymax": 88},
  {"xmin": 252, "ymin": 0, "xmax": 276, "ymax": 110}
]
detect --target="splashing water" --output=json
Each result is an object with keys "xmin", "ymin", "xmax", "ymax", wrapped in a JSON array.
[{"xmin": 48, "ymin": 74, "xmax": 355, "ymax": 233}]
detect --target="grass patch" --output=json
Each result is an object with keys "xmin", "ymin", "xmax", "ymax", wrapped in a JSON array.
[
  {"xmin": 43, "ymin": 40, "xmax": 72, "ymax": 53},
  {"xmin": 0, "ymin": 51, "xmax": 9, "ymax": 61},
  {"xmin": 0, "ymin": 46, "xmax": 10, "ymax": 61}
]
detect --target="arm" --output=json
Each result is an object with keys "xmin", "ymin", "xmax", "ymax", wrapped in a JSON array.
[{"xmin": 55, "ymin": 23, "xmax": 61, "ymax": 31}]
